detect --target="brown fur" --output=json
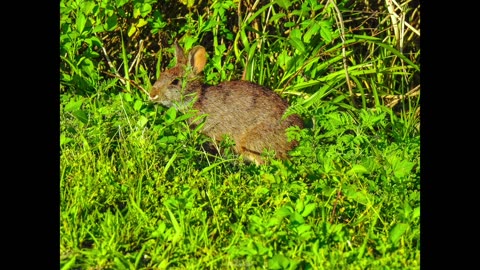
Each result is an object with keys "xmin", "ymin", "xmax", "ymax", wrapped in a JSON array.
[{"xmin": 150, "ymin": 42, "xmax": 303, "ymax": 164}]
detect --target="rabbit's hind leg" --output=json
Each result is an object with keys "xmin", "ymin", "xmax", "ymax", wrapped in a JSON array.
[{"xmin": 236, "ymin": 124, "xmax": 287, "ymax": 165}]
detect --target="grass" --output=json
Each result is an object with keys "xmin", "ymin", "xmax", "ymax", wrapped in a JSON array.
[{"xmin": 60, "ymin": 0, "xmax": 420, "ymax": 269}]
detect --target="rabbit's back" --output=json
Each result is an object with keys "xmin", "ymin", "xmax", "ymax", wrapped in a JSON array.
[{"xmin": 190, "ymin": 80, "xmax": 303, "ymax": 162}]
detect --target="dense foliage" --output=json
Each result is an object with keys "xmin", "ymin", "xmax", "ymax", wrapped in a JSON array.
[{"xmin": 60, "ymin": 0, "xmax": 420, "ymax": 268}]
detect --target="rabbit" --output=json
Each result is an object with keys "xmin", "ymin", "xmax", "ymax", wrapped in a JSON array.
[{"xmin": 149, "ymin": 41, "xmax": 303, "ymax": 165}]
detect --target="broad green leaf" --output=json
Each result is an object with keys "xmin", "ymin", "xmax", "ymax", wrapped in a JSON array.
[
  {"xmin": 394, "ymin": 160, "xmax": 415, "ymax": 178},
  {"xmin": 413, "ymin": 207, "xmax": 420, "ymax": 219},
  {"xmin": 72, "ymin": 110, "xmax": 88, "ymax": 124},
  {"xmin": 347, "ymin": 164, "xmax": 369, "ymax": 175},
  {"xmin": 117, "ymin": 0, "xmax": 129, "ymax": 7},
  {"xmin": 105, "ymin": 15, "xmax": 118, "ymax": 31},
  {"xmin": 345, "ymin": 187, "xmax": 371, "ymax": 206},
  {"xmin": 291, "ymin": 212, "xmax": 305, "ymax": 225},
  {"xmin": 301, "ymin": 203, "xmax": 316, "ymax": 217},
  {"xmin": 255, "ymin": 186, "xmax": 269, "ymax": 196},
  {"xmin": 80, "ymin": 1, "xmax": 96, "ymax": 15},
  {"xmin": 137, "ymin": 18, "xmax": 148, "ymax": 28},
  {"xmin": 275, "ymin": 0, "xmax": 291, "ymax": 9},
  {"xmin": 389, "ymin": 223, "xmax": 409, "ymax": 245},
  {"xmin": 296, "ymin": 224, "xmax": 312, "ymax": 235},
  {"xmin": 261, "ymin": 173, "xmax": 275, "ymax": 183},
  {"xmin": 277, "ymin": 50, "xmax": 291, "ymax": 71},
  {"xmin": 268, "ymin": 254, "xmax": 290, "ymax": 269},
  {"xmin": 159, "ymin": 136, "xmax": 177, "ymax": 145},
  {"xmin": 137, "ymin": 116, "xmax": 148, "ymax": 128},
  {"xmin": 304, "ymin": 21, "xmax": 321, "ymax": 43},
  {"xmin": 139, "ymin": 3, "xmax": 152, "ymax": 17},
  {"xmin": 320, "ymin": 25, "xmax": 333, "ymax": 43},
  {"xmin": 288, "ymin": 37, "xmax": 305, "ymax": 54},
  {"xmin": 165, "ymin": 107, "xmax": 177, "ymax": 124},
  {"xmin": 122, "ymin": 92, "xmax": 133, "ymax": 102},
  {"xmin": 269, "ymin": 13, "xmax": 286, "ymax": 23},
  {"xmin": 93, "ymin": 24, "xmax": 105, "ymax": 33},
  {"xmin": 133, "ymin": 100, "xmax": 143, "ymax": 111},
  {"xmin": 267, "ymin": 217, "xmax": 282, "ymax": 227},
  {"xmin": 64, "ymin": 99, "xmax": 83, "ymax": 112},
  {"xmin": 158, "ymin": 259, "xmax": 169, "ymax": 269},
  {"xmin": 179, "ymin": 0, "xmax": 195, "ymax": 8},
  {"xmin": 276, "ymin": 206, "xmax": 293, "ymax": 218},
  {"xmin": 60, "ymin": 133, "xmax": 73, "ymax": 146},
  {"xmin": 295, "ymin": 198, "xmax": 304, "ymax": 213},
  {"xmin": 76, "ymin": 12, "xmax": 87, "ymax": 34},
  {"xmin": 151, "ymin": 222, "xmax": 167, "ymax": 238},
  {"xmin": 127, "ymin": 25, "xmax": 136, "ymax": 37}
]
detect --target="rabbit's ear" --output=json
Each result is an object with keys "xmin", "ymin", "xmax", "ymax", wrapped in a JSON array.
[
  {"xmin": 188, "ymin": 46, "xmax": 207, "ymax": 74},
  {"xmin": 174, "ymin": 40, "xmax": 187, "ymax": 66}
]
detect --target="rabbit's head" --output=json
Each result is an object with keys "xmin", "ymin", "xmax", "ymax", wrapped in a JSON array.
[{"xmin": 149, "ymin": 41, "xmax": 207, "ymax": 108}]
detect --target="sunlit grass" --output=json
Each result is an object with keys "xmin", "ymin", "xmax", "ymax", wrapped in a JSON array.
[{"xmin": 60, "ymin": 0, "xmax": 420, "ymax": 268}]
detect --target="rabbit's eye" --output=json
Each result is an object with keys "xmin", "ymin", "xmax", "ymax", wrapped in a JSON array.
[{"xmin": 172, "ymin": 79, "xmax": 181, "ymax": 86}]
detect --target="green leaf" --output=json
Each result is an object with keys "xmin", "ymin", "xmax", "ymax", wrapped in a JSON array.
[
  {"xmin": 291, "ymin": 212, "xmax": 305, "ymax": 225},
  {"xmin": 151, "ymin": 222, "xmax": 167, "ymax": 238},
  {"xmin": 179, "ymin": 0, "xmax": 195, "ymax": 8},
  {"xmin": 303, "ymin": 21, "xmax": 321, "ymax": 43},
  {"xmin": 276, "ymin": 206, "xmax": 293, "ymax": 218},
  {"xmin": 64, "ymin": 99, "xmax": 83, "ymax": 112},
  {"xmin": 159, "ymin": 136, "xmax": 177, "ymax": 147},
  {"xmin": 269, "ymin": 13, "xmax": 286, "ymax": 23},
  {"xmin": 139, "ymin": 3, "xmax": 152, "ymax": 17},
  {"xmin": 345, "ymin": 186, "xmax": 371, "ymax": 206},
  {"xmin": 301, "ymin": 203, "xmax": 316, "ymax": 217},
  {"xmin": 393, "ymin": 160, "xmax": 415, "ymax": 178},
  {"xmin": 61, "ymin": 256, "xmax": 76, "ymax": 270},
  {"xmin": 295, "ymin": 198, "xmax": 304, "ymax": 213},
  {"xmin": 123, "ymin": 93, "xmax": 133, "ymax": 102},
  {"xmin": 268, "ymin": 254, "xmax": 290, "ymax": 269},
  {"xmin": 137, "ymin": 18, "xmax": 148, "ymax": 28},
  {"xmin": 105, "ymin": 15, "xmax": 118, "ymax": 31},
  {"xmin": 255, "ymin": 186, "xmax": 269, "ymax": 196},
  {"xmin": 275, "ymin": 0, "xmax": 291, "ymax": 9},
  {"xmin": 60, "ymin": 133, "xmax": 73, "ymax": 146},
  {"xmin": 319, "ymin": 21, "xmax": 333, "ymax": 43},
  {"xmin": 133, "ymin": 6, "xmax": 140, "ymax": 18},
  {"xmin": 80, "ymin": 1, "xmax": 96, "ymax": 15},
  {"xmin": 137, "ymin": 116, "xmax": 148, "ymax": 128},
  {"xmin": 72, "ymin": 110, "xmax": 88, "ymax": 124},
  {"xmin": 389, "ymin": 223, "xmax": 409, "ymax": 245},
  {"xmin": 163, "ymin": 202, "xmax": 183, "ymax": 243},
  {"xmin": 127, "ymin": 25, "xmax": 136, "ymax": 37},
  {"xmin": 165, "ymin": 107, "xmax": 177, "ymax": 124},
  {"xmin": 134, "ymin": 100, "xmax": 143, "ymax": 111},
  {"xmin": 158, "ymin": 259, "xmax": 169, "ymax": 269},
  {"xmin": 267, "ymin": 217, "xmax": 282, "ymax": 227},
  {"xmin": 412, "ymin": 207, "xmax": 420, "ymax": 219},
  {"xmin": 296, "ymin": 224, "xmax": 312, "ymax": 235},
  {"xmin": 117, "ymin": 0, "xmax": 129, "ymax": 7},
  {"xmin": 93, "ymin": 24, "xmax": 105, "ymax": 33},
  {"xmin": 76, "ymin": 12, "xmax": 87, "ymax": 34},
  {"xmin": 277, "ymin": 50, "xmax": 292, "ymax": 71},
  {"xmin": 288, "ymin": 37, "xmax": 305, "ymax": 54},
  {"xmin": 347, "ymin": 164, "xmax": 369, "ymax": 175}
]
